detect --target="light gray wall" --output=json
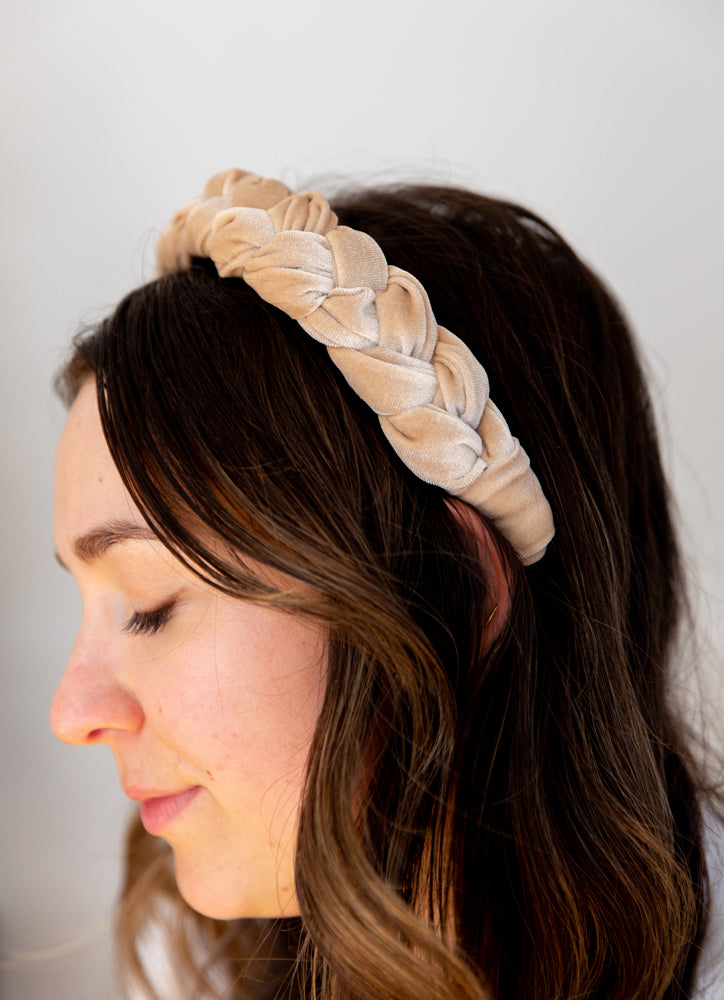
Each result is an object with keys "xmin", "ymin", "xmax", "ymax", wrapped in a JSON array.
[{"xmin": 1, "ymin": 1, "xmax": 722, "ymax": 998}]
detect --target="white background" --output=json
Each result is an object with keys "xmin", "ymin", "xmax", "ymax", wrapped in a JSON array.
[{"xmin": 1, "ymin": 1, "xmax": 722, "ymax": 998}]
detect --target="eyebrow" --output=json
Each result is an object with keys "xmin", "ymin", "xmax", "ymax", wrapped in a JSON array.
[{"xmin": 56, "ymin": 519, "xmax": 159, "ymax": 568}]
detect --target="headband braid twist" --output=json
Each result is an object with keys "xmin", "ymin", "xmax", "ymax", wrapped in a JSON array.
[{"xmin": 157, "ymin": 169, "xmax": 555, "ymax": 564}]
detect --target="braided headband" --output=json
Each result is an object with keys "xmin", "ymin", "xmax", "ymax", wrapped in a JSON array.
[{"xmin": 157, "ymin": 170, "xmax": 555, "ymax": 565}]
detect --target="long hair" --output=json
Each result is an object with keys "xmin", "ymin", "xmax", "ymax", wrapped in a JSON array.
[{"xmin": 57, "ymin": 183, "xmax": 710, "ymax": 1000}]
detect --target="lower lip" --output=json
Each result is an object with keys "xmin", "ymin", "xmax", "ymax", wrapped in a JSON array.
[{"xmin": 140, "ymin": 787, "xmax": 201, "ymax": 835}]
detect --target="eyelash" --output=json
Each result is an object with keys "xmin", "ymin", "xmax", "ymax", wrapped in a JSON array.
[{"xmin": 123, "ymin": 604, "xmax": 175, "ymax": 637}]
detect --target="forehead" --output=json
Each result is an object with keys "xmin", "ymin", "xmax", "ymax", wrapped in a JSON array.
[{"xmin": 54, "ymin": 379, "xmax": 146, "ymax": 545}]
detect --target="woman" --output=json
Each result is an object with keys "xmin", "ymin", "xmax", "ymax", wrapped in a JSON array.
[{"xmin": 51, "ymin": 169, "xmax": 716, "ymax": 999}]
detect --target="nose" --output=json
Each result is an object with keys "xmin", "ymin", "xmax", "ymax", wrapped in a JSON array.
[{"xmin": 49, "ymin": 630, "xmax": 144, "ymax": 746}]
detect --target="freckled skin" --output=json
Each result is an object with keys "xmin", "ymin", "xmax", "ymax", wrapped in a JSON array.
[{"xmin": 51, "ymin": 380, "xmax": 327, "ymax": 919}]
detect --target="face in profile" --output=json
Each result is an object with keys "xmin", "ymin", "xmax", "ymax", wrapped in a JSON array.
[{"xmin": 51, "ymin": 380, "xmax": 327, "ymax": 920}]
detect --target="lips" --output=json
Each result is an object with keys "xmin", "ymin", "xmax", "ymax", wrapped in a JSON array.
[{"xmin": 124, "ymin": 785, "xmax": 202, "ymax": 835}]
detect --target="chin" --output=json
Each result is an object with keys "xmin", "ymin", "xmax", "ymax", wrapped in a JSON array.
[{"xmin": 172, "ymin": 853, "xmax": 300, "ymax": 920}]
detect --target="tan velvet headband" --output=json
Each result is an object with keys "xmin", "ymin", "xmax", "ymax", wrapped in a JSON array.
[{"xmin": 156, "ymin": 169, "xmax": 555, "ymax": 565}]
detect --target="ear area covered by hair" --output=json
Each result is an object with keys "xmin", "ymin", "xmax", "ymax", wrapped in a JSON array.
[{"xmin": 444, "ymin": 497, "xmax": 511, "ymax": 648}]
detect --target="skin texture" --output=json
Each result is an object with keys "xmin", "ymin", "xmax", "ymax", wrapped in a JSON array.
[{"xmin": 51, "ymin": 380, "xmax": 327, "ymax": 919}]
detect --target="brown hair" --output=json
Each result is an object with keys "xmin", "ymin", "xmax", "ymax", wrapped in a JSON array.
[{"xmin": 58, "ymin": 183, "xmax": 711, "ymax": 1000}]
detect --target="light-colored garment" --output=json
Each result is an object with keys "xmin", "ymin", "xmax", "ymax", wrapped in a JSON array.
[{"xmin": 696, "ymin": 806, "xmax": 724, "ymax": 999}]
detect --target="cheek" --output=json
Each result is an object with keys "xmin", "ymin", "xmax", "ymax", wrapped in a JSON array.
[{"xmin": 150, "ymin": 624, "xmax": 325, "ymax": 781}]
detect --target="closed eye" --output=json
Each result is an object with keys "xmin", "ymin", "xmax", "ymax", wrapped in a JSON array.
[{"xmin": 123, "ymin": 604, "xmax": 175, "ymax": 637}]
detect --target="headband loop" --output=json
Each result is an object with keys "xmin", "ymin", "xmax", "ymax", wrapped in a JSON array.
[{"xmin": 157, "ymin": 169, "xmax": 555, "ymax": 564}]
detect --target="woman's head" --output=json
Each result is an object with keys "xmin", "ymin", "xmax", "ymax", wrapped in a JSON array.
[
  {"xmin": 52, "ymin": 172, "xmax": 706, "ymax": 1000},
  {"xmin": 52, "ymin": 237, "xmax": 507, "ymax": 920}
]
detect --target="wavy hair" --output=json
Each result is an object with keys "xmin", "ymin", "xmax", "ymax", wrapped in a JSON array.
[{"xmin": 57, "ymin": 183, "xmax": 711, "ymax": 1000}]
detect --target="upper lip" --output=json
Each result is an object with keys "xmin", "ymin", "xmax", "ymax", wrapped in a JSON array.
[{"xmin": 123, "ymin": 785, "xmax": 196, "ymax": 803}]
